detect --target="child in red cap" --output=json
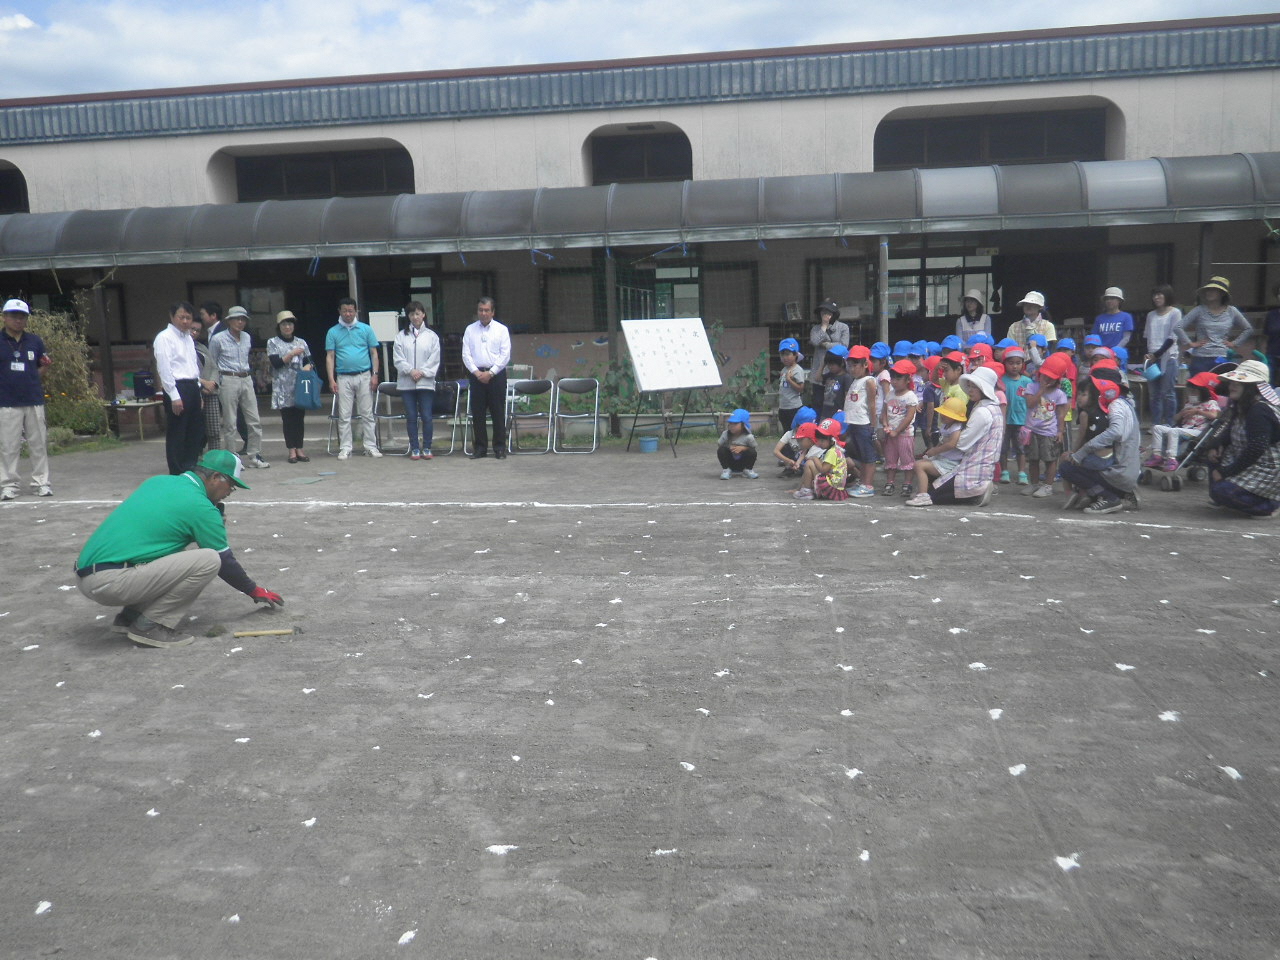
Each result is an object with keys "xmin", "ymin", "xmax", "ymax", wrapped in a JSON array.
[
  {"xmin": 880, "ymin": 360, "xmax": 920, "ymax": 497},
  {"xmin": 794, "ymin": 418, "xmax": 849, "ymax": 501},
  {"xmin": 1019, "ymin": 352, "xmax": 1071, "ymax": 498}
]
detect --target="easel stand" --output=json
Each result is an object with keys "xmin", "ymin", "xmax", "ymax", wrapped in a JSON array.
[{"xmin": 625, "ymin": 388, "xmax": 716, "ymax": 457}]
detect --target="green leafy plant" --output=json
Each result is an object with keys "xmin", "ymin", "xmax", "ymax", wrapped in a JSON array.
[{"xmin": 24, "ymin": 305, "xmax": 107, "ymax": 435}]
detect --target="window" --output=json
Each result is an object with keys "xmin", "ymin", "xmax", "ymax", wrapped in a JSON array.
[
  {"xmin": 0, "ymin": 166, "xmax": 29, "ymax": 214},
  {"xmin": 235, "ymin": 149, "xmax": 414, "ymax": 202},
  {"xmin": 875, "ymin": 109, "xmax": 1107, "ymax": 170},
  {"xmin": 590, "ymin": 132, "xmax": 692, "ymax": 185}
]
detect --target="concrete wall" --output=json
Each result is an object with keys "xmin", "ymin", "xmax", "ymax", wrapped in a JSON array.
[{"xmin": 3, "ymin": 70, "xmax": 1279, "ymax": 214}]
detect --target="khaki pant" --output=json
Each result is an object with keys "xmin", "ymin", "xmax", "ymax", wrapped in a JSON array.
[
  {"xmin": 218, "ymin": 376, "xmax": 262, "ymax": 458},
  {"xmin": 0, "ymin": 404, "xmax": 50, "ymax": 492},
  {"xmin": 337, "ymin": 373, "xmax": 378, "ymax": 453},
  {"xmin": 77, "ymin": 549, "xmax": 221, "ymax": 628}
]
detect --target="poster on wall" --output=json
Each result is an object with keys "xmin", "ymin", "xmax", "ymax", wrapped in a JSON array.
[{"xmin": 621, "ymin": 318, "xmax": 723, "ymax": 393}]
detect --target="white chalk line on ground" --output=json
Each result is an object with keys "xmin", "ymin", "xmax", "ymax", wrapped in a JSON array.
[{"xmin": 24, "ymin": 499, "xmax": 1279, "ymax": 539}]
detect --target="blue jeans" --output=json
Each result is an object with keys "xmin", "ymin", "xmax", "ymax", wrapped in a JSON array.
[
  {"xmin": 401, "ymin": 389, "xmax": 436, "ymax": 451},
  {"xmin": 1187, "ymin": 355, "xmax": 1218, "ymax": 377},
  {"xmin": 1059, "ymin": 454, "xmax": 1125, "ymax": 500},
  {"xmin": 1148, "ymin": 352, "xmax": 1179, "ymax": 427}
]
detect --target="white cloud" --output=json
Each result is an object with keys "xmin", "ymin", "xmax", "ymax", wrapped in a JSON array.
[{"xmin": 0, "ymin": 0, "xmax": 1270, "ymax": 99}]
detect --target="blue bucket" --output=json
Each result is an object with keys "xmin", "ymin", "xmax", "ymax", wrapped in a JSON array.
[{"xmin": 638, "ymin": 435, "xmax": 660, "ymax": 453}]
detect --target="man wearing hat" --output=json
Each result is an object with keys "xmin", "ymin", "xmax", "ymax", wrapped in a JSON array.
[
  {"xmin": 808, "ymin": 300, "xmax": 849, "ymax": 409},
  {"xmin": 0, "ymin": 298, "xmax": 52, "ymax": 500},
  {"xmin": 74, "ymin": 450, "xmax": 284, "ymax": 648},
  {"xmin": 209, "ymin": 306, "xmax": 270, "ymax": 469},
  {"xmin": 1091, "ymin": 287, "xmax": 1134, "ymax": 350},
  {"xmin": 1006, "ymin": 292, "xmax": 1056, "ymax": 351},
  {"xmin": 1176, "ymin": 276, "xmax": 1254, "ymax": 377}
]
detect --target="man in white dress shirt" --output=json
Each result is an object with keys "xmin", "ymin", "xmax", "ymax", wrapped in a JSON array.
[
  {"xmin": 209, "ymin": 306, "xmax": 270, "ymax": 469},
  {"xmin": 153, "ymin": 301, "xmax": 206, "ymax": 474},
  {"xmin": 461, "ymin": 297, "xmax": 511, "ymax": 459}
]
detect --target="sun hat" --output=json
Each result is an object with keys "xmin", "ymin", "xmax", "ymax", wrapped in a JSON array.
[
  {"xmin": 2, "ymin": 298, "xmax": 31, "ymax": 314},
  {"xmin": 941, "ymin": 335, "xmax": 963, "ymax": 351},
  {"xmin": 1083, "ymin": 334, "xmax": 1103, "ymax": 346},
  {"xmin": 225, "ymin": 305, "xmax": 251, "ymax": 321},
  {"xmin": 794, "ymin": 421, "xmax": 819, "ymax": 440},
  {"xmin": 816, "ymin": 418, "xmax": 843, "ymax": 438},
  {"xmin": 1028, "ymin": 333, "xmax": 1048, "ymax": 348},
  {"xmin": 1198, "ymin": 276, "xmax": 1231, "ymax": 297},
  {"xmin": 890, "ymin": 359, "xmax": 917, "ymax": 376},
  {"xmin": 847, "ymin": 344, "xmax": 871, "ymax": 361},
  {"xmin": 1090, "ymin": 375, "xmax": 1122, "ymax": 413},
  {"xmin": 1018, "ymin": 291, "xmax": 1046, "ymax": 308},
  {"xmin": 1219, "ymin": 359, "xmax": 1270, "ymax": 384},
  {"xmin": 870, "ymin": 342, "xmax": 892, "ymax": 359},
  {"xmin": 1102, "ymin": 286, "xmax": 1125, "ymax": 300},
  {"xmin": 778, "ymin": 337, "xmax": 801, "ymax": 354},
  {"xmin": 1056, "ymin": 337, "xmax": 1077, "ymax": 352},
  {"xmin": 892, "ymin": 340, "xmax": 913, "ymax": 358},
  {"xmin": 816, "ymin": 300, "xmax": 840, "ymax": 318},
  {"xmin": 198, "ymin": 450, "xmax": 250, "ymax": 489},
  {"xmin": 275, "ymin": 309, "xmax": 297, "ymax": 324},
  {"xmin": 961, "ymin": 289, "xmax": 986, "ymax": 307},
  {"xmin": 1187, "ymin": 371, "xmax": 1221, "ymax": 391},
  {"xmin": 959, "ymin": 366, "xmax": 999, "ymax": 401},
  {"xmin": 995, "ymin": 337, "xmax": 1018, "ymax": 350},
  {"xmin": 792, "ymin": 406, "xmax": 818, "ymax": 426},
  {"xmin": 727, "ymin": 408, "xmax": 751, "ymax": 424},
  {"xmin": 826, "ymin": 343, "xmax": 849, "ymax": 360},
  {"xmin": 936, "ymin": 395, "xmax": 969, "ymax": 422},
  {"xmin": 910, "ymin": 340, "xmax": 929, "ymax": 356}
]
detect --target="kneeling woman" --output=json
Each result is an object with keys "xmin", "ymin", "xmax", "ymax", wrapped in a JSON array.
[
  {"xmin": 1206, "ymin": 360, "xmax": 1280, "ymax": 517},
  {"xmin": 906, "ymin": 366, "xmax": 1003, "ymax": 506}
]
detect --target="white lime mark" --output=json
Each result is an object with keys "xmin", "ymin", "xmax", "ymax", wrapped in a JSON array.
[
  {"xmin": 836, "ymin": 664, "xmax": 854, "ymax": 672},
  {"xmin": 417, "ymin": 693, "xmax": 433, "ymax": 699},
  {"xmin": 1196, "ymin": 629, "xmax": 1217, "ymax": 635},
  {"xmin": 302, "ymin": 688, "xmax": 315, "ymax": 694},
  {"xmin": 511, "ymin": 755, "xmax": 520, "ymax": 762},
  {"xmin": 227, "ymin": 914, "xmax": 240, "ymax": 923},
  {"xmin": 35, "ymin": 900, "xmax": 52, "ymax": 916},
  {"xmin": 303, "ymin": 818, "xmax": 317, "ymax": 827},
  {"xmin": 949, "ymin": 627, "xmax": 968, "ymax": 635},
  {"xmin": 610, "ymin": 597, "xmax": 622, "ymax": 604},
  {"xmin": 1046, "ymin": 599, "xmax": 1062, "ymax": 604},
  {"xmin": 1080, "ymin": 628, "xmax": 1095, "ymax": 634},
  {"xmin": 968, "ymin": 662, "xmax": 989, "ymax": 672},
  {"xmin": 697, "ymin": 708, "xmax": 710, "ymax": 716},
  {"xmin": 474, "ymin": 549, "xmax": 489, "ymax": 554},
  {"xmin": 57, "ymin": 585, "xmax": 74, "ymax": 591},
  {"xmin": 1020, "ymin": 575, "xmax": 1035, "ymax": 580},
  {"xmin": 989, "ymin": 709, "xmax": 1003, "ymax": 719},
  {"xmin": 398, "ymin": 930, "xmax": 417, "ymax": 946},
  {"xmin": 1055, "ymin": 853, "xmax": 1081, "ymax": 872},
  {"xmin": 1115, "ymin": 663, "xmax": 1135, "ymax": 672},
  {"xmin": 22, "ymin": 644, "xmax": 38, "ymax": 651},
  {"xmin": 840, "ymin": 709, "xmax": 853, "ymax": 717},
  {"xmin": 146, "ymin": 808, "xmax": 159, "ymax": 817},
  {"xmin": 55, "ymin": 681, "xmax": 65, "ymax": 688},
  {"xmin": 835, "ymin": 626, "xmax": 845, "ymax": 633},
  {"xmin": 680, "ymin": 762, "xmax": 696, "ymax": 771},
  {"xmin": 909, "ymin": 574, "xmax": 925, "ymax": 579},
  {"xmin": 572, "ymin": 659, "xmax": 583, "ymax": 665},
  {"xmin": 234, "ymin": 737, "xmax": 251, "ymax": 743},
  {"xmin": 492, "ymin": 617, "xmax": 506, "ymax": 624},
  {"xmin": 1009, "ymin": 764, "xmax": 1026, "ymax": 776},
  {"xmin": 1159, "ymin": 711, "xmax": 1180, "ymax": 722},
  {"xmin": 824, "ymin": 595, "xmax": 834, "ymax": 602},
  {"xmin": 228, "ymin": 646, "xmax": 243, "ymax": 653},
  {"xmin": 931, "ymin": 598, "xmax": 942, "ymax": 603},
  {"xmin": 172, "ymin": 684, "xmax": 184, "ymax": 689},
  {"xmin": 88, "ymin": 729, "xmax": 101, "ymax": 738},
  {"xmin": 891, "ymin": 550, "xmax": 900, "ymax": 557},
  {"xmin": 844, "ymin": 767, "xmax": 862, "ymax": 779},
  {"xmin": 1219, "ymin": 766, "xmax": 1243, "ymax": 781},
  {"xmin": 714, "ymin": 669, "xmax": 731, "ymax": 678},
  {"xmin": 653, "ymin": 848, "xmax": 677, "ymax": 856},
  {"xmin": 859, "ymin": 849, "xmax": 870, "ymax": 862},
  {"xmin": 486, "ymin": 844, "xmax": 518, "ymax": 855}
]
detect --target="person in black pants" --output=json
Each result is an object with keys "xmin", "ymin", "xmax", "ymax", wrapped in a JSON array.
[
  {"xmin": 461, "ymin": 297, "xmax": 512, "ymax": 459},
  {"xmin": 152, "ymin": 302, "xmax": 206, "ymax": 475}
]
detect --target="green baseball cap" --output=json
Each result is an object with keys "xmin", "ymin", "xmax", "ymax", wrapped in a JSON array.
[{"xmin": 198, "ymin": 450, "xmax": 250, "ymax": 489}]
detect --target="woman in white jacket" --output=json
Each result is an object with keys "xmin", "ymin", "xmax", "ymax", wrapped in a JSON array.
[{"xmin": 393, "ymin": 301, "xmax": 441, "ymax": 460}]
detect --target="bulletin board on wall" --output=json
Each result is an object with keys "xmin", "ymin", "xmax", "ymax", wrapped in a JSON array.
[{"xmin": 620, "ymin": 317, "xmax": 723, "ymax": 393}]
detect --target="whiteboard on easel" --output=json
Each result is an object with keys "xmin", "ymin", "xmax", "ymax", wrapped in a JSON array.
[{"xmin": 621, "ymin": 318, "xmax": 723, "ymax": 393}]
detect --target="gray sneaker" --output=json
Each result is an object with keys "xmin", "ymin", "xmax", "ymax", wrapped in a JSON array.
[
  {"xmin": 0, "ymin": 487, "xmax": 17, "ymax": 501},
  {"xmin": 111, "ymin": 607, "xmax": 142, "ymax": 634},
  {"xmin": 126, "ymin": 616, "xmax": 195, "ymax": 648}
]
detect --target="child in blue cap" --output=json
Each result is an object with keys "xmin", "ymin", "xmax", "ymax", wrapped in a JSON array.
[
  {"xmin": 1026, "ymin": 332, "xmax": 1049, "ymax": 374},
  {"xmin": 777, "ymin": 337, "xmax": 808, "ymax": 432},
  {"xmin": 773, "ymin": 405, "xmax": 817, "ymax": 476},
  {"xmin": 717, "ymin": 408, "xmax": 759, "ymax": 479},
  {"xmin": 818, "ymin": 344, "xmax": 852, "ymax": 421}
]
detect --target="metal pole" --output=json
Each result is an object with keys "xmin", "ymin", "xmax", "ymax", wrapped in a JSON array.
[
  {"xmin": 91, "ymin": 269, "xmax": 116, "ymax": 401},
  {"xmin": 878, "ymin": 235, "xmax": 890, "ymax": 344}
]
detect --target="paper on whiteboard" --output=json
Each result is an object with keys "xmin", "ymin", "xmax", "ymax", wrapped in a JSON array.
[
  {"xmin": 621, "ymin": 318, "xmax": 723, "ymax": 393},
  {"xmin": 368, "ymin": 311, "xmax": 400, "ymax": 342}
]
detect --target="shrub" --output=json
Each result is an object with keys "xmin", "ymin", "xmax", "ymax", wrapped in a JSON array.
[{"xmin": 23, "ymin": 305, "xmax": 107, "ymax": 435}]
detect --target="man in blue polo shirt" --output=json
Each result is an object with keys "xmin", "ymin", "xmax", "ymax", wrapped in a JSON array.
[
  {"xmin": 325, "ymin": 297, "xmax": 382, "ymax": 460},
  {"xmin": 1, "ymin": 298, "xmax": 52, "ymax": 500},
  {"xmin": 75, "ymin": 450, "xmax": 283, "ymax": 648}
]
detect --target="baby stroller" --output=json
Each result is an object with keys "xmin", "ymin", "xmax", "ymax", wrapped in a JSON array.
[{"xmin": 1139, "ymin": 416, "xmax": 1227, "ymax": 491}]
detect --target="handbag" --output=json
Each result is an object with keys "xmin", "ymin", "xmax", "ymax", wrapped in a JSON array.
[{"xmin": 294, "ymin": 368, "xmax": 324, "ymax": 410}]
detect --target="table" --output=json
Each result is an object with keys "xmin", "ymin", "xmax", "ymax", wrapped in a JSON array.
[{"xmin": 102, "ymin": 399, "xmax": 165, "ymax": 440}]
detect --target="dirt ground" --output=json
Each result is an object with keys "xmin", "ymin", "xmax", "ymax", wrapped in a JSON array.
[{"xmin": 2, "ymin": 422, "xmax": 1279, "ymax": 960}]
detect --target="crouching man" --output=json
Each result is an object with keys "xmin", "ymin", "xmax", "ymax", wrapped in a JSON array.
[{"xmin": 74, "ymin": 450, "xmax": 283, "ymax": 648}]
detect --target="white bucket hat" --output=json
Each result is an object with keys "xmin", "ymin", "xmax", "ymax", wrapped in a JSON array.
[
  {"xmin": 1102, "ymin": 286, "xmax": 1125, "ymax": 301},
  {"xmin": 959, "ymin": 366, "xmax": 999, "ymax": 402},
  {"xmin": 1219, "ymin": 359, "xmax": 1270, "ymax": 384},
  {"xmin": 961, "ymin": 289, "xmax": 986, "ymax": 308},
  {"xmin": 1017, "ymin": 291, "xmax": 1045, "ymax": 308}
]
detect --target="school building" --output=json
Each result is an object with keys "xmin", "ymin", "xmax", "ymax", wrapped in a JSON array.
[{"xmin": 1, "ymin": 13, "xmax": 1278, "ymax": 394}]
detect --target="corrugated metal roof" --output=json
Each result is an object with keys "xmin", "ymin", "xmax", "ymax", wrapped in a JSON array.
[
  {"xmin": 0, "ymin": 19, "xmax": 1277, "ymax": 145},
  {"xmin": 1, "ymin": 153, "xmax": 1277, "ymax": 271}
]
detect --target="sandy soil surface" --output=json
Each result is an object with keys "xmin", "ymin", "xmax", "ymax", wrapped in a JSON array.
[{"xmin": 2, "ymin": 429, "xmax": 1279, "ymax": 959}]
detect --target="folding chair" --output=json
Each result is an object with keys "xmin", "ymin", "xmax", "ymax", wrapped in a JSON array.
[
  {"xmin": 325, "ymin": 392, "xmax": 341, "ymax": 454},
  {"xmin": 429, "ymin": 379, "xmax": 464, "ymax": 455},
  {"xmin": 374, "ymin": 382, "xmax": 410, "ymax": 455},
  {"xmin": 506, "ymin": 378, "xmax": 554, "ymax": 454},
  {"xmin": 552, "ymin": 377, "xmax": 600, "ymax": 453}
]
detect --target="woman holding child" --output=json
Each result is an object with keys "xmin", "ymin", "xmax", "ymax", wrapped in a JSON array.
[{"xmin": 906, "ymin": 366, "xmax": 1003, "ymax": 507}]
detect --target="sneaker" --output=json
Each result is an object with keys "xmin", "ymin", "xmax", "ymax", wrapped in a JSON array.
[
  {"xmin": 905, "ymin": 492, "xmax": 933, "ymax": 507},
  {"xmin": 126, "ymin": 616, "xmax": 195, "ymax": 649},
  {"xmin": 337, "ymin": 449, "xmax": 351, "ymax": 461},
  {"xmin": 1142, "ymin": 454, "xmax": 1164, "ymax": 468},
  {"xmin": 1032, "ymin": 483, "xmax": 1054, "ymax": 498},
  {"xmin": 1161, "ymin": 458, "xmax": 1179, "ymax": 473},
  {"xmin": 901, "ymin": 483, "xmax": 913, "ymax": 498},
  {"xmin": 249, "ymin": 455, "xmax": 270, "ymax": 469},
  {"xmin": 421, "ymin": 450, "xmax": 433, "ymax": 460},
  {"xmin": 792, "ymin": 487, "xmax": 815, "ymax": 500},
  {"xmin": 1, "ymin": 487, "xmax": 16, "ymax": 501},
  {"xmin": 975, "ymin": 482, "xmax": 994, "ymax": 507},
  {"xmin": 37, "ymin": 485, "xmax": 53, "ymax": 497},
  {"xmin": 111, "ymin": 608, "xmax": 141, "ymax": 634},
  {"xmin": 881, "ymin": 483, "xmax": 894, "ymax": 496},
  {"xmin": 365, "ymin": 448, "xmax": 383, "ymax": 458},
  {"xmin": 410, "ymin": 449, "xmax": 421, "ymax": 461},
  {"xmin": 850, "ymin": 484, "xmax": 876, "ymax": 498},
  {"xmin": 999, "ymin": 470, "xmax": 1011, "ymax": 484},
  {"xmin": 1084, "ymin": 496, "xmax": 1125, "ymax": 515},
  {"xmin": 743, "ymin": 469, "xmax": 759, "ymax": 479},
  {"xmin": 1020, "ymin": 483, "xmax": 1038, "ymax": 496},
  {"xmin": 1062, "ymin": 491, "xmax": 1087, "ymax": 511},
  {"xmin": 721, "ymin": 468, "xmax": 733, "ymax": 480},
  {"xmin": 1016, "ymin": 471, "xmax": 1029, "ymax": 485},
  {"xmin": 1122, "ymin": 491, "xmax": 1141, "ymax": 512}
]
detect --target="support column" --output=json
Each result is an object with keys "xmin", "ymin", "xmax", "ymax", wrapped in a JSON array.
[
  {"xmin": 1196, "ymin": 223, "xmax": 1215, "ymax": 283},
  {"xmin": 91, "ymin": 268, "xmax": 116, "ymax": 400},
  {"xmin": 878, "ymin": 235, "xmax": 890, "ymax": 344}
]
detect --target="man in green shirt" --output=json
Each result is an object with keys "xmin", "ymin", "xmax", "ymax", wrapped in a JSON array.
[{"xmin": 75, "ymin": 450, "xmax": 284, "ymax": 648}]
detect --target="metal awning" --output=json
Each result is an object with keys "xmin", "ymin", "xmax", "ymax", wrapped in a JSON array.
[{"xmin": 1, "ymin": 152, "xmax": 1278, "ymax": 271}]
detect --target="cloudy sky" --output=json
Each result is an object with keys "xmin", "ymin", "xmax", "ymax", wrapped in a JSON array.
[{"xmin": 0, "ymin": 0, "xmax": 1276, "ymax": 100}]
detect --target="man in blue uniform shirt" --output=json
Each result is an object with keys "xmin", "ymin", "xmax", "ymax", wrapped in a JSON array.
[{"xmin": 0, "ymin": 298, "xmax": 52, "ymax": 500}]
